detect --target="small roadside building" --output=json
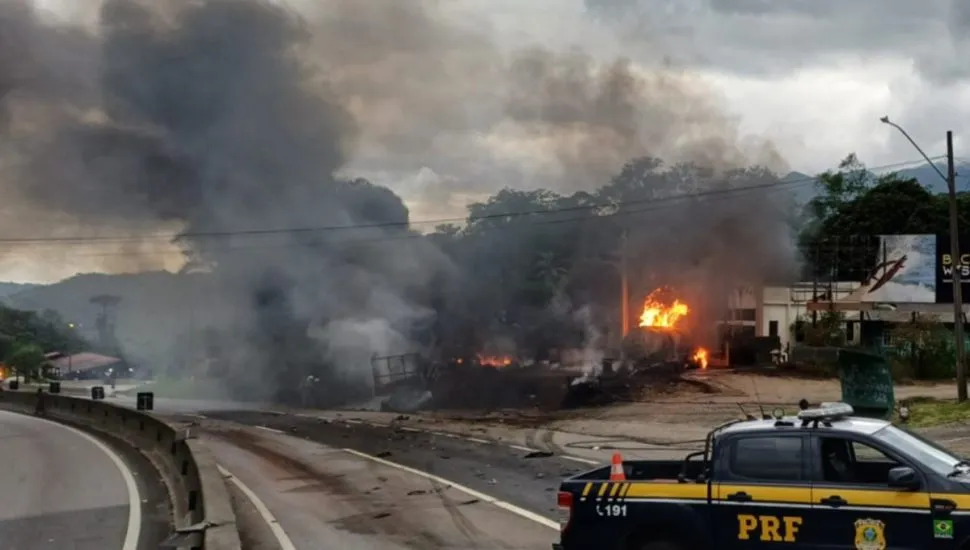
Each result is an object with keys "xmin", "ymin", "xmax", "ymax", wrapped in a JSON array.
[{"xmin": 49, "ymin": 352, "xmax": 125, "ymax": 380}]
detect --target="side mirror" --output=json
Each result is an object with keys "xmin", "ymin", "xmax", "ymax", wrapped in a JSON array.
[{"xmin": 888, "ymin": 466, "xmax": 920, "ymax": 491}]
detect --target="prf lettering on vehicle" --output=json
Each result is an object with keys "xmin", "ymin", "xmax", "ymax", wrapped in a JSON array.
[{"xmin": 737, "ymin": 514, "xmax": 803, "ymax": 542}]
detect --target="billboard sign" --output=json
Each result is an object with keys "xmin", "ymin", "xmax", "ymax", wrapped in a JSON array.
[
  {"xmin": 935, "ymin": 234, "xmax": 970, "ymax": 303},
  {"xmin": 860, "ymin": 234, "xmax": 937, "ymax": 303}
]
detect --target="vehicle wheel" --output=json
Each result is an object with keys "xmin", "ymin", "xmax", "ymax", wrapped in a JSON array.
[{"xmin": 637, "ymin": 540, "xmax": 686, "ymax": 550}]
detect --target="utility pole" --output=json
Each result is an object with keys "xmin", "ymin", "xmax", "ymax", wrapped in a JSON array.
[
  {"xmin": 881, "ymin": 117, "xmax": 965, "ymax": 400},
  {"xmin": 947, "ymin": 131, "xmax": 967, "ymax": 401},
  {"xmin": 620, "ymin": 230, "xmax": 630, "ymax": 338}
]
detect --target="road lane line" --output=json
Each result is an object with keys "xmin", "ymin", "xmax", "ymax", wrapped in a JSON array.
[
  {"xmin": 255, "ymin": 425, "xmax": 285, "ymax": 435},
  {"xmin": 17, "ymin": 413, "xmax": 143, "ymax": 550},
  {"xmin": 339, "ymin": 419, "xmax": 602, "ymax": 465},
  {"xmin": 217, "ymin": 464, "xmax": 297, "ymax": 550},
  {"xmin": 563, "ymin": 455, "xmax": 599, "ymax": 465},
  {"xmin": 342, "ymin": 447, "xmax": 559, "ymax": 531}
]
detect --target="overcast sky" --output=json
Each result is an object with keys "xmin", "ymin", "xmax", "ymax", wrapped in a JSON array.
[
  {"xmin": 34, "ymin": 0, "xmax": 968, "ymax": 173},
  {"xmin": 328, "ymin": 0, "xmax": 970, "ymax": 224},
  {"xmin": 577, "ymin": 0, "xmax": 970, "ymax": 169},
  {"xmin": 4, "ymin": 0, "xmax": 968, "ymax": 283}
]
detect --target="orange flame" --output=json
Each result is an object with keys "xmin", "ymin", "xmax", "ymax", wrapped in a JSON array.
[
  {"xmin": 638, "ymin": 290, "xmax": 689, "ymax": 329},
  {"xmin": 692, "ymin": 348, "xmax": 709, "ymax": 369},
  {"xmin": 478, "ymin": 355, "xmax": 513, "ymax": 368}
]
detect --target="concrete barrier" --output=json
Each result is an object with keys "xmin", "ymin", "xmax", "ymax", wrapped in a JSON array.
[{"xmin": 0, "ymin": 390, "xmax": 240, "ymax": 550}]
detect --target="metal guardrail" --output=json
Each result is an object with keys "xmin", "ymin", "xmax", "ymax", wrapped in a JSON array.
[{"xmin": 0, "ymin": 390, "xmax": 240, "ymax": 550}]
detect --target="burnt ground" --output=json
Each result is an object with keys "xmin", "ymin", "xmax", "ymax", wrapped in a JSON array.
[
  {"xmin": 420, "ymin": 363, "xmax": 723, "ymax": 413},
  {"xmin": 201, "ymin": 410, "xmax": 595, "ymax": 519}
]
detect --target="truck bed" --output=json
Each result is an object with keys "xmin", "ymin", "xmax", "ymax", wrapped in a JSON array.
[{"xmin": 566, "ymin": 458, "xmax": 705, "ymax": 483}]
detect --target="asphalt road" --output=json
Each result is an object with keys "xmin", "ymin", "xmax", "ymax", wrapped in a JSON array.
[
  {"xmin": 0, "ymin": 410, "xmax": 170, "ymax": 550},
  {"xmin": 204, "ymin": 410, "xmax": 592, "ymax": 521},
  {"xmin": 200, "ymin": 419, "xmax": 557, "ymax": 550}
]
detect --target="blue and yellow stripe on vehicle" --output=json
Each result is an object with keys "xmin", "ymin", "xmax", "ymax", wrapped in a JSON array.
[
  {"xmin": 578, "ymin": 481, "xmax": 707, "ymax": 503},
  {"xmin": 717, "ymin": 484, "xmax": 811, "ymax": 505},
  {"xmin": 579, "ymin": 481, "xmax": 633, "ymax": 502},
  {"xmin": 576, "ymin": 481, "xmax": 951, "ymax": 512},
  {"xmin": 810, "ymin": 487, "xmax": 930, "ymax": 509}
]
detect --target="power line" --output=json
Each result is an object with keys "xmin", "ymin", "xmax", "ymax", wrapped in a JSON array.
[
  {"xmin": 21, "ymin": 166, "xmax": 923, "ymax": 259},
  {"xmin": 3, "ymin": 171, "xmax": 817, "ymax": 258},
  {"xmin": 5, "ymin": 175, "xmax": 811, "ymax": 259},
  {"xmin": 0, "ymin": 155, "xmax": 939, "ymax": 249}
]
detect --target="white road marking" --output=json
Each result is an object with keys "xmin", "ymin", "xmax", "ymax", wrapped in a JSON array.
[
  {"xmin": 563, "ymin": 455, "xmax": 599, "ymax": 465},
  {"xmin": 217, "ymin": 464, "xmax": 297, "ymax": 550},
  {"xmin": 344, "ymin": 419, "xmax": 362, "ymax": 425},
  {"xmin": 348, "ymin": 421, "xmax": 601, "ymax": 465},
  {"xmin": 20, "ymin": 413, "xmax": 143, "ymax": 550},
  {"xmin": 342, "ymin": 447, "xmax": 559, "ymax": 531},
  {"xmin": 255, "ymin": 425, "xmax": 285, "ymax": 435}
]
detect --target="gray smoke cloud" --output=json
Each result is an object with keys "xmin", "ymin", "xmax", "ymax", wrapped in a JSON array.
[{"xmin": 0, "ymin": 0, "xmax": 799, "ymax": 398}]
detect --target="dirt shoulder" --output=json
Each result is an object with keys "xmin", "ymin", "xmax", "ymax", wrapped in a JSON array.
[{"xmin": 331, "ymin": 372, "xmax": 963, "ymax": 446}]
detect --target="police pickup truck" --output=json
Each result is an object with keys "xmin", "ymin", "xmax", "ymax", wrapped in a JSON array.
[{"xmin": 556, "ymin": 402, "xmax": 970, "ymax": 550}]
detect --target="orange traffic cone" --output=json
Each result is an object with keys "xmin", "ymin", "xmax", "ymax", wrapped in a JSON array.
[{"xmin": 609, "ymin": 452, "xmax": 626, "ymax": 481}]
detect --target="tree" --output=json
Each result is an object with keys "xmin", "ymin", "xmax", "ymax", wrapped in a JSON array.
[
  {"xmin": 5, "ymin": 343, "xmax": 46, "ymax": 381},
  {"xmin": 799, "ymin": 154, "xmax": 954, "ymax": 280},
  {"xmin": 889, "ymin": 315, "xmax": 955, "ymax": 380}
]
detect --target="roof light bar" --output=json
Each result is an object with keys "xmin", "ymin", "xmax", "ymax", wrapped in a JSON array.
[{"xmin": 796, "ymin": 402, "xmax": 854, "ymax": 420}]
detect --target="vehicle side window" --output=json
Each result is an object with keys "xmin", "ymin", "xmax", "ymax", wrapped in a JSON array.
[
  {"xmin": 851, "ymin": 441, "xmax": 892, "ymax": 462},
  {"xmin": 819, "ymin": 436, "xmax": 902, "ymax": 485},
  {"xmin": 729, "ymin": 436, "xmax": 804, "ymax": 481}
]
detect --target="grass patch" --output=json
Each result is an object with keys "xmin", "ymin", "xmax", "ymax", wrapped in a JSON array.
[{"xmin": 898, "ymin": 397, "xmax": 970, "ymax": 427}]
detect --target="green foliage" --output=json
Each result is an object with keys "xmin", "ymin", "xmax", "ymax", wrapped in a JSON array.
[
  {"xmin": 887, "ymin": 316, "xmax": 956, "ymax": 381},
  {"xmin": 799, "ymin": 154, "xmax": 955, "ymax": 280},
  {"xmin": 794, "ymin": 312, "xmax": 847, "ymax": 347},
  {"xmin": 0, "ymin": 305, "xmax": 83, "ymax": 359},
  {"xmin": 4, "ymin": 342, "xmax": 46, "ymax": 380}
]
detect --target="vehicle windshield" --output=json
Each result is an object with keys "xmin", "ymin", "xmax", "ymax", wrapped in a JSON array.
[{"xmin": 872, "ymin": 424, "xmax": 963, "ymax": 475}]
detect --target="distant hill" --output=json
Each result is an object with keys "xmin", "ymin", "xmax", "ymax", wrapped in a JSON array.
[
  {"xmin": 0, "ymin": 282, "xmax": 38, "ymax": 299},
  {"xmin": 892, "ymin": 162, "xmax": 970, "ymax": 194},
  {"xmin": 781, "ymin": 161, "xmax": 970, "ymax": 207},
  {"xmin": 2, "ymin": 271, "xmax": 237, "ymax": 370}
]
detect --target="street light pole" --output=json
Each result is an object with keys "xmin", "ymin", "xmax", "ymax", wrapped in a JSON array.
[
  {"xmin": 946, "ymin": 131, "xmax": 966, "ymax": 401},
  {"xmin": 881, "ymin": 117, "xmax": 965, "ymax": 400}
]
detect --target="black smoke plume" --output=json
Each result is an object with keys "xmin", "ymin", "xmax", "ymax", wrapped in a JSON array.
[{"xmin": 0, "ymin": 0, "xmax": 800, "ymax": 401}]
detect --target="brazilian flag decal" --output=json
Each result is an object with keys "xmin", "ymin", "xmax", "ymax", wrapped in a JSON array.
[{"xmin": 934, "ymin": 519, "xmax": 954, "ymax": 539}]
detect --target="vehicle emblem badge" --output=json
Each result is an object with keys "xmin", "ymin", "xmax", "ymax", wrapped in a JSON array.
[
  {"xmin": 854, "ymin": 518, "xmax": 886, "ymax": 550},
  {"xmin": 934, "ymin": 519, "xmax": 954, "ymax": 539}
]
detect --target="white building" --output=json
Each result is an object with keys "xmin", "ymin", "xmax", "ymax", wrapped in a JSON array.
[{"xmin": 724, "ymin": 282, "xmax": 863, "ymax": 351}]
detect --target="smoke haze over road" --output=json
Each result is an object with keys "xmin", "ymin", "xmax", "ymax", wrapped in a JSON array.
[{"xmin": 0, "ymin": 0, "xmax": 799, "ymax": 401}]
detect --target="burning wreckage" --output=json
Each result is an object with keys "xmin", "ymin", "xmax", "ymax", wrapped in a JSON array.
[
  {"xmin": 625, "ymin": 289, "xmax": 712, "ymax": 371},
  {"xmin": 374, "ymin": 288, "xmax": 718, "ymax": 413}
]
